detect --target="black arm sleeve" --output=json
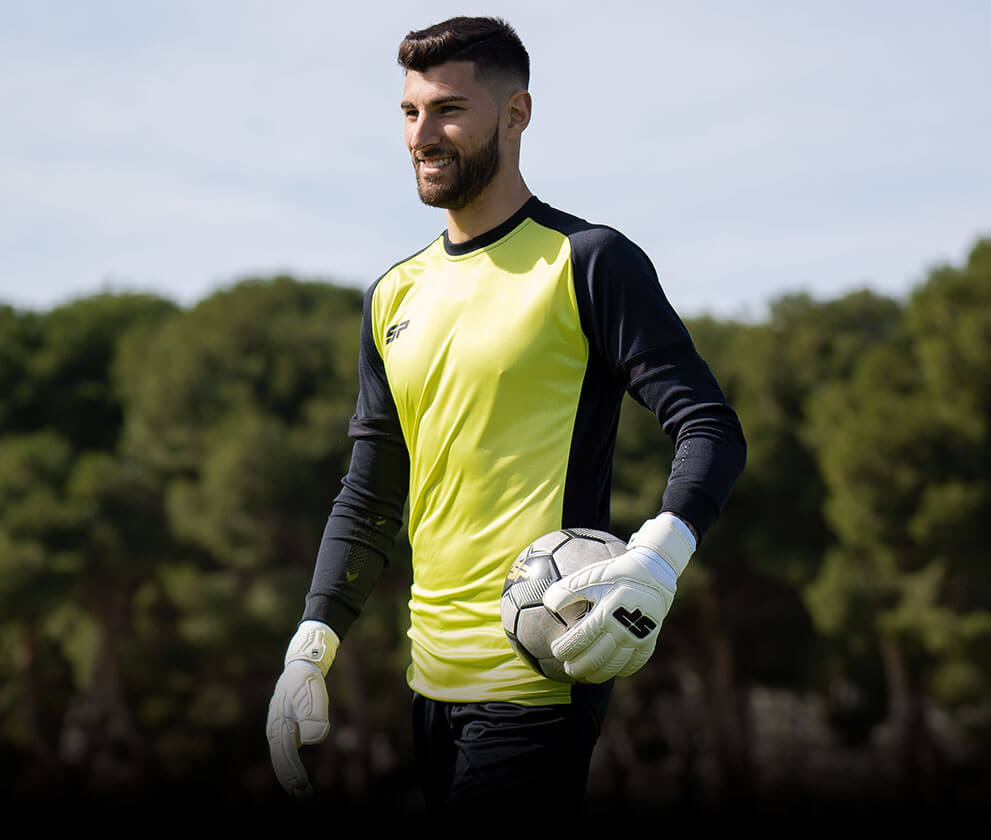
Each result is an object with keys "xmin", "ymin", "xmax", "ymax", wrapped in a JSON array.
[
  {"xmin": 301, "ymin": 279, "xmax": 410, "ymax": 637},
  {"xmin": 570, "ymin": 227, "xmax": 746, "ymax": 538}
]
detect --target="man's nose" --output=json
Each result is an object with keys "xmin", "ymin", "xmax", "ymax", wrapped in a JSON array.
[{"xmin": 409, "ymin": 112, "xmax": 440, "ymax": 152}]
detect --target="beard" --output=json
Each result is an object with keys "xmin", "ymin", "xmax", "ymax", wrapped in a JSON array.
[{"xmin": 414, "ymin": 125, "xmax": 501, "ymax": 210}]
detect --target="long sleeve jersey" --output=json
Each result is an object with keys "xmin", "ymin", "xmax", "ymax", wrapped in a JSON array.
[{"xmin": 301, "ymin": 197, "xmax": 746, "ymax": 705}]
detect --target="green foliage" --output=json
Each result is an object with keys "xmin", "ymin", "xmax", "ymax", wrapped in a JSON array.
[
  {"xmin": 0, "ymin": 432, "xmax": 80, "ymax": 618},
  {"xmin": 116, "ymin": 277, "xmax": 361, "ymax": 474},
  {"xmin": 0, "ymin": 306, "xmax": 43, "ymax": 433},
  {"xmin": 803, "ymin": 238, "xmax": 991, "ymax": 753}
]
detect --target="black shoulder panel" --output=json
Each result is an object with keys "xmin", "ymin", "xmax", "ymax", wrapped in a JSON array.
[{"xmin": 528, "ymin": 199, "xmax": 746, "ymax": 538}]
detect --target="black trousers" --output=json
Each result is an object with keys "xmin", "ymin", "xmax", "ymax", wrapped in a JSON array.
[{"xmin": 411, "ymin": 681, "xmax": 613, "ymax": 816}]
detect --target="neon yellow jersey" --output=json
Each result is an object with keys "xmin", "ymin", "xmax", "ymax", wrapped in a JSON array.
[
  {"xmin": 302, "ymin": 197, "xmax": 747, "ymax": 705},
  {"xmin": 373, "ymin": 215, "xmax": 589, "ymax": 704}
]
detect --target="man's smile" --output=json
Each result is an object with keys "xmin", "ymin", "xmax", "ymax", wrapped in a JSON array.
[{"xmin": 417, "ymin": 154, "xmax": 456, "ymax": 175}]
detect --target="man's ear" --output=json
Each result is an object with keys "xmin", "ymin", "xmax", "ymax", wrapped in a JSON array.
[{"xmin": 504, "ymin": 89, "xmax": 532, "ymax": 139}]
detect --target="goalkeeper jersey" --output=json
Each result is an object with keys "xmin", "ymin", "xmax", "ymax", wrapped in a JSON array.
[{"xmin": 303, "ymin": 196, "xmax": 746, "ymax": 705}]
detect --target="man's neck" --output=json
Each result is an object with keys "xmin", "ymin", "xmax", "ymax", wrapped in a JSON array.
[{"xmin": 444, "ymin": 177, "xmax": 533, "ymax": 244}]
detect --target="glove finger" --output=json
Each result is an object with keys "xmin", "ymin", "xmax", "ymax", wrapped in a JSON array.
[
  {"xmin": 616, "ymin": 643, "xmax": 654, "ymax": 678},
  {"xmin": 550, "ymin": 607, "xmax": 601, "ymax": 660},
  {"xmin": 299, "ymin": 718, "xmax": 330, "ymax": 745},
  {"xmin": 267, "ymin": 715, "xmax": 314, "ymax": 799},
  {"xmin": 542, "ymin": 578, "xmax": 586, "ymax": 615},
  {"xmin": 582, "ymin": 643, "xmax": 639, "ymax": 684},
  {"xmin": 562, "ymin": 632, "xmax": 620, "ymax": 682}
]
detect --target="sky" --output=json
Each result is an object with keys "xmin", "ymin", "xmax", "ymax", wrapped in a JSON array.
[{"xmin": 2, "ymin": 0, "xmax": 989, "ymax": 321}]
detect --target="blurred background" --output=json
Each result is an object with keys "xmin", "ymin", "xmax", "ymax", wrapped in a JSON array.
[{"xmin": 1, "ymin": 0, "xmax": 989, "ymax": 827}]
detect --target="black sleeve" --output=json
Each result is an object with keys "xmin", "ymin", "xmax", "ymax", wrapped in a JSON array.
[
  {"xmin": 570, "ymin": 227, "xmax": 746, "ymax": 538},
  {"xmin": 300, "ymin": 279, "xmax": 410, "ymax": 638}
]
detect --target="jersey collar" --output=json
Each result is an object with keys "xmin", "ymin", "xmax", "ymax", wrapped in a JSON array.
[{"xmin": 441, "ymin": 196, "xmax": 544, "ymax": 257}]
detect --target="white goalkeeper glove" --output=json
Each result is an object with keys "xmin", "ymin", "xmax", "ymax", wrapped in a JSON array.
[
  {"xmin": 266, "ymin": 619, "xmax": 340, "ymax": 799},
  {"xmin": 542, "ymin": 513, "xmax": 696, "ymax": 683}
]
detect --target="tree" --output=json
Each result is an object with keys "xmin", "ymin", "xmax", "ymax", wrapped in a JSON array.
[
  {"xmin": 114, "ymin": 276, "xmax": 413, "ymax": 797},
  {"xmin": 805, "ymin": 238, "xmax": 991, "ymax": 804},
  {"xmin": 0, "ymin": 294, "xmax": 178, "ymax": 799},
  {"xmin": 0, "ymin": 431, "xmax": 78, "ymax": 790}
]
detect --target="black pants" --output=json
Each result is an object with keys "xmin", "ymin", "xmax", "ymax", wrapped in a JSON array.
[{"xmin": 411, "ymin": 682, "xmax": 612, "ymax": 816}]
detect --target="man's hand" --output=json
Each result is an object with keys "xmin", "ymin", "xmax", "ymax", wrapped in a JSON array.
[
  {"xmin": 542, "ymin": 513, "xmax": 696, "ymax": 683},
  {"xmin": 266, "ymin": 620, "xmax": 340, "ymax": 799}
]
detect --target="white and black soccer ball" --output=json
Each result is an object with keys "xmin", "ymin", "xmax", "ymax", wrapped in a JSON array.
[{"xmin": 500, "ymin": 528, "xmax": 627, "ymax": 682}]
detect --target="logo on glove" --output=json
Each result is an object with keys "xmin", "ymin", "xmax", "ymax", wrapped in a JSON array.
[{"xmin": 612, "ymin": 607, "xmax": 657, "ymax": 639}]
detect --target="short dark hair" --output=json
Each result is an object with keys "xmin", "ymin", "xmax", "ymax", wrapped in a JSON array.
[{"xmin": 397, "ymin": 16, "xmax": 530, "ymax": 91}]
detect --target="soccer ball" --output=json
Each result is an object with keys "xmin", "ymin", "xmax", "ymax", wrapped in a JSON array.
[{"xmin": 500, "ymin": 528, "xmax": 627, "ymax": 682}]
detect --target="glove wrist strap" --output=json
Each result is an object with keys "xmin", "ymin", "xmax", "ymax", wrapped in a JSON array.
[
  {"xmin": 628, "ymin": 512, "xmax": 696, "ymax": 577},
  {"xmin": 285, "ymin": 620, "xmax": 340, "ymax": 677}
]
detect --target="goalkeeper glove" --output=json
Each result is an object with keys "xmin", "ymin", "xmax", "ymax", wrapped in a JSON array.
[
  {"xmin": 266, "ymin": 620, "xmax": 340, "ymax": 799},
  {"xmin": 542, "ymin": 512, "xmax": 696, "ymax": 683}
]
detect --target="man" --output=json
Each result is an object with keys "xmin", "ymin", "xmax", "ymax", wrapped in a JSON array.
[{"xmin": 267, "ymin": 16, "xmax": 746, "ymax": 813}]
